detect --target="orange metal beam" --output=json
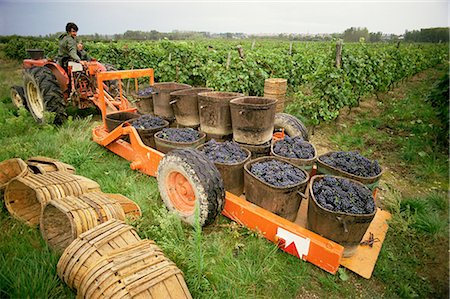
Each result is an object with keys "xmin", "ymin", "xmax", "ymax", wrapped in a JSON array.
[{"xmin": 92, "ymin": 125, "xmax": 163, "ymax": 177}]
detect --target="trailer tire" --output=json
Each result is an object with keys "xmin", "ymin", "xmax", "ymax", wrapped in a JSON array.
[
  {"xmin": 157, "ymin": 148, "xmax": 225, "ymax": 227},
  {"xmin": 24, "ymin": 67, "xmax": 67, "ymax": 125},
  {"xmin": 10, "ymin": 85, "xmax": 27, "ymax": 110},
  {"xmin": 274, "ymin": 113, "xmax": 309, "ymax": 141}
]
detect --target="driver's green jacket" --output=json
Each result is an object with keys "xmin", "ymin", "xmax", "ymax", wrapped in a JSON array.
[{"xmin": 57, "ymin": 33, "xmax": 81, "ymax": 65}]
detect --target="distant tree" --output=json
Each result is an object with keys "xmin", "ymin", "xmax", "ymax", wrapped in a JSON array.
[
  {"xmin": 343, "ymin": 27, "xmax": 369, "ymax": 42},
  {"xmin": 404, "ymin": 27, "xmax": 449, "ymax": 43},
  {"xmin": 369, "ymin": 31, "xmax": 383, "ymax": 42}
]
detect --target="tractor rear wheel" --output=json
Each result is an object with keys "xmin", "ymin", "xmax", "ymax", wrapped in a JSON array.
[
  {"xmin": 274, "ymin": 113, "xmax": 309, "ymax": 141},
  {"xmin": 10, "ymin": 86, "xmax": 27, "ymax": 109},
  {"xmin": 24, "ymin": 67, "xmax": 67, "ymax": 125},
  {"xmin": 157, "ymin": 148, "xmax": 225, "ymax": 227}
]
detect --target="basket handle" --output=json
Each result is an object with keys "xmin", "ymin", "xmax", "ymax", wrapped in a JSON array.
[
  {"xmin": 296, "ymin": 191, "xmax": 307, "ymax": 199},
  {"xmin": 336, "ymin": 216, "xmax": 349, "ymax": 233}
]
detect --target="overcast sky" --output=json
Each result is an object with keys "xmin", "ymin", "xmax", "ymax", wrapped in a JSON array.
[{"xmin": 0, "ymin": 0, "xmax": 448, "ymax": 36}]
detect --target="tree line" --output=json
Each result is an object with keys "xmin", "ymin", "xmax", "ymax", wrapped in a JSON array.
[{"xmin": 0, "ymin": 27, "xmax": 448, "ymax": 43}]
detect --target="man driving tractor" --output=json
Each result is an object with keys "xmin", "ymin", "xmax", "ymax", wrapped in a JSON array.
[{"xmin": 57, "ymin": 22, "xmax": 87, "ymax": 69}]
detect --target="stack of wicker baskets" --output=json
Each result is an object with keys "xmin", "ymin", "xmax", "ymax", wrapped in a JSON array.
[
  {"xmin": 264, "ymin": 78, "xmax": 288, "ymax": 113},
  {"xmin": 1, "ymin": 156, "xmax": 191, "ymax": 298},
  {"xmin": 58, "ymin": 219, "xmax": 192, "ymax": 298}
]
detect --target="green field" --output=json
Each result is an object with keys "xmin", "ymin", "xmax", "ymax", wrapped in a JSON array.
[{"xmin": 0, "ymin": 41, "xmax": 448, "ymax": 298}]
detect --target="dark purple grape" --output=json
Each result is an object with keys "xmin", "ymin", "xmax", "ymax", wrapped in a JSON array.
[
  {"xmin": 250, "ymin": 159, "xmax": 306, "ymax": 187},
  {"xmin": 137, "ymin": 87, "xmax": 153, "ymax": 97},
  {"xmin": 132, "ymin": 114, "xmax": 166, "ymax": 129},
  {"xmin": 159, "ymin": 128, "xmax": 200, "ymax": 142},
  {"xmin": 319, "ymin": 151, "xmax": 381, "ymax": 177},
  {"xmin": 199, "ymin": 140, "xmax": 248, "ymax": 164},
  {"xmin": 273, "ymin": 136, "xmax": 315, "ymax": 159},
  {"xmin": 313, "ymin": 175, "xmax": 375, "ymax": 215}
]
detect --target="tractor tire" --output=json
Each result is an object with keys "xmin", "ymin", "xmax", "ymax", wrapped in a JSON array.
[
  {"xmin": 157, "ymin": 148, "xmax": 225, "ymax": 227},
  {"xmin": 10, "ymin": 85, "xmax": 27, "ymax": 110},
  {"xmin": 274, "ymin": 113, "xmax": 309, "ymax": 141},
  {"xmin": 23, "ymin": 67, "xmax": 67, "ymax": 125}
]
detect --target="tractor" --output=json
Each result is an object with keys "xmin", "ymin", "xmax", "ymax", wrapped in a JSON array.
[{"xmin": 10, "ymin": 48, "xmax": 129, "ymax": 124}]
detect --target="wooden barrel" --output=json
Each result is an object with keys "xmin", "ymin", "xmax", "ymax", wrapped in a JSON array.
[
  {"xmin": 264, "ymin": 78, "xmax": 287, "ymax": 113},
  {"xmin": 57, "ymin": 219, "xmax": 142, "ymax": 290},
  {"xmin": 0, "ymin": 158, "xmax": 30, "ymax": 195},
  {"xmin": 26, "ymin": 156, "xmax": 76, "ymax": 174},
  {"xmin": 78, "ymin": 239, "xmax": 192, "ymax": 299},
  {"xmin": 105, "ymin": 193, "xmax": 142, "ymax": 219},
  {"xmin": 4, "ymin": 172, "xmax": 100, "ymax": 226},
  {"xmin": 40, "ymin": 192, "xmax": 126, "ymax": 253}
]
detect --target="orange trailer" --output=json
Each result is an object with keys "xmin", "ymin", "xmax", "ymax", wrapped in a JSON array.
[{"xmin": 92, "ymin": 69, "xmax": 390, "ymax": 278}]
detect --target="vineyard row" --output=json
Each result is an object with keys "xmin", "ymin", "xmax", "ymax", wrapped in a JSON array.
[{"xmin": 4, "ymin": 38, "xmax": 448, "ymax": 123}]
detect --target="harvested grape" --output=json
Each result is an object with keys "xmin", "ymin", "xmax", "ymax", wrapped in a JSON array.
[
  {"xmin": 158, "ymin": 128, "xmax": 201, "ymax": 142},
  {"xmin": 319, "ymin": 151, "xmax": 381, "ymax": 177},
  {"xmin": 132, "ymin": 114, "xmax": 166, "ymax": 129},
  {"xmin": 250, "ymin": 159, "xmax": 306, "ymax": 187},
  {"xmin": 199, "ymin": 140, "xmax": 248, "ymax": 163},
  {"xmin": 273, "ymin": 136, "xmax": 315, "ymax": 159},
  {"xmin": 136, "ymin": 87, "xmax": 153, "ymax": 97},
  {"xmin": 312, "ymin": 176, "xmax": 375, "ymax": 214}
]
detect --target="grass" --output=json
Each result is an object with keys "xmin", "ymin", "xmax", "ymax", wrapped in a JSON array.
[{"xmin": 0, "ymin": 47, "xmax": 448, "ymax": 298}]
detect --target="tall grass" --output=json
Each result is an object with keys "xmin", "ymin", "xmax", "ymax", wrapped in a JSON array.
[{"xmin": 0, "ymin": 210, "xmax": 73, "ymax": 298}]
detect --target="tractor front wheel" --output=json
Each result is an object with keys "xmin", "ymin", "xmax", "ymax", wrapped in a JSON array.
[
  {"xmin": 24, "ymin": 67, "xmax": 67, "ymax": 125},
  {"xmin": 10, "ymin": 86, "xmax": 27, "ymax": 110},
  {"xmin": 157, "ymin": 148, "xmax": 225, "ymax": 227}
]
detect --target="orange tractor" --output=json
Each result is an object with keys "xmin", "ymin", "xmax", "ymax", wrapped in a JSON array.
[{"xmin": 10, "ymin": 49, "xmax": 131, "ymax": 124}]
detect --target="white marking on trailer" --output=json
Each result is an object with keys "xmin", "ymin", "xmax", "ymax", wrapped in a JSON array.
[{"xmin": 276, "ymin": 227, "xmax": 311, "ymax": 260}]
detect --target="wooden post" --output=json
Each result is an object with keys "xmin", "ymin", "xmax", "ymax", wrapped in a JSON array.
[
  {"xmin": 168, "ymin": 52, "xmax": 172, "ymax": 62},
  {"xmin": 335, "ymin": 40, "xmax": 343, "ymax": 68},
  {"xmin": 237, "ymin": 45, "xmax": 244, "ymax": 59},
  {"xmin": 251, "ymin": 40, "xmax": 256, "ymax": 50},
  {"xmin": 289, "ymin": 41, "xmax": 293, "ymax": 55},
  {"xmin": 226, "ymin": 51, "xmax": 231, "ymax": 70}
]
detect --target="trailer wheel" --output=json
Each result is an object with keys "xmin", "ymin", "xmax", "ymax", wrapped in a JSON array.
[
  {"xmin": 24, "ymin": 67, "xmax": 67, "ymax": 125},
  {"xmin": 10, "ymin": 85, "xmax": 27, "ymax": 109},
  {"xmin": 274, "ymin": 113, "xmax": 309, "ymax": 141},
  {"xmin": 157, "ymin": 148, "xmax": 225, "ymax": 227}
]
